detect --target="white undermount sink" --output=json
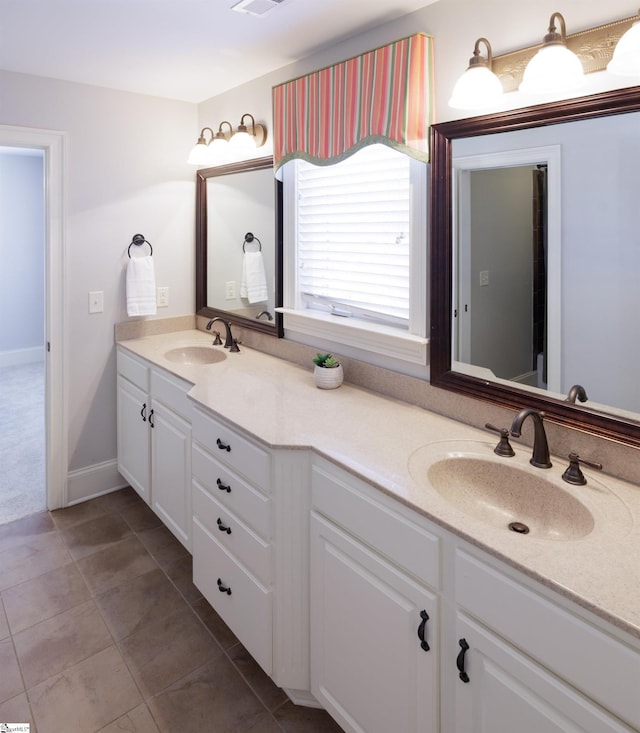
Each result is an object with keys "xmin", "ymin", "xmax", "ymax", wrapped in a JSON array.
[
  {"xmin": 407, "ymin": 441, "xmax": 630, "ymax": 541},
  {"xmin": 163, "ymin": 346, "xmax": 227, "ymax": 365}
]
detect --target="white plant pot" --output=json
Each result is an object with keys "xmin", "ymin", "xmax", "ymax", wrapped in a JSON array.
[{"xmin": 314, "ymin": 364, "xmax": 344, "ymax": 389}]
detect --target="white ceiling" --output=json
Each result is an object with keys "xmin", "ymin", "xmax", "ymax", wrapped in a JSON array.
[{"xmin": 0, "ymin": 0, "xmax": 437, "ymax": 103}]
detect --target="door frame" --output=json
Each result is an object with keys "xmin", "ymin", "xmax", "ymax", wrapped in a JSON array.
[{"xmin": 0, "ymin": 125, "xmax": 67, "ymax": 510}]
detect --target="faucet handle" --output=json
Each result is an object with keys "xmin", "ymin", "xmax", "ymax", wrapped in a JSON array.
[
  {"xmin": 229, "ymin": 338, "xmax": 241, "ymax": 353},
  {"xmin": 211, "ymin": 331, "xmax": 223, "ymax": 346},
  {"xmin": 485, "ymin": 423, "xmax": 516, "ymax": 457},
  {"xmin": 562, "ymin": 452, "xmax": 603, "ymax": 485}
]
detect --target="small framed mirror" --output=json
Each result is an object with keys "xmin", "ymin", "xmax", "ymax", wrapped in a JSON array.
[{"xmin": 196, "ymin": 155, "xmax": 283, "ymax": 336}]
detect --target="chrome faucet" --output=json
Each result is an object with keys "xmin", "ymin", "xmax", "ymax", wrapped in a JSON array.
[
  {"xmin": 206, "ymin": 318, "xmax": 239, "ymax": 352},
  {"xmin": 510, "ymin": 408, "xmax": 552, "ymax": 468}
]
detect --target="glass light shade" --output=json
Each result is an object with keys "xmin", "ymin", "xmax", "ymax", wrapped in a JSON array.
[
  {"xmin": 608, "ymin": 22, "xmax": 640, "ymax": 76},
  {"xmin": 230, "ymin": 129, "xmax": 256, "ymax": 149},
  {"xmin": 448, "ymin": 65, "xmax": 504, "ymax": 110},
  {"xmin": 187, "ymin": 142, "xmax": 215, "ymax": 166},
  {"xmin": 519, "ymin": 44, "xmax": 585, "ymax": 94},
  {"xmin": 209, "ymin": 137, "xmax": 231, "ymax": 163}
]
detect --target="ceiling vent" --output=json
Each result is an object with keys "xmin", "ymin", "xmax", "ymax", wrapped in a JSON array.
[{"xmin": 231, "ymin": 0, "xmax": 285, "ymax": 17}]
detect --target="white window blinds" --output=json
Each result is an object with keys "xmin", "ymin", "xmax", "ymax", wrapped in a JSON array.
[{"xmin": 295, "ymin": 145, "xmax": 411, "ymax": 327}]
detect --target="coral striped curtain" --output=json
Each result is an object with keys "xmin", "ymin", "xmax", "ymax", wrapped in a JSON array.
[{"xmin": 272, "ymin": 33, "xmax": 434, "ymax": 174}]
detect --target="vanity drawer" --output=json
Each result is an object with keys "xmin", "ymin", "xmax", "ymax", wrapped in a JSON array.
[
  {"xmin": 117, "ymin": 348, "xmax": 149, "ymax": 391},
  {"xmin": 192, "ymin": 406, "xmax": 270, "ymax": 491},
  {"xmin": 192, "ymin": 442, "xmax": 271, "ymax": 538},
  {"xmin": 311, "ymin": 459, "xmax": 440, "ymax": 590},
  {"xmin": 193, "ymin": 518, "xmax": 272, "ymax": 675},
  {"xmin": 193, "ymin": 481, "xmax": 271, "ymax": 586},
  {"xmin": 455, "ymin": 549, "xmax": 640, "ymax": 730},
  {"xmin": 151, "ymin": 367, "xmax": 191, "ymax": 419}
]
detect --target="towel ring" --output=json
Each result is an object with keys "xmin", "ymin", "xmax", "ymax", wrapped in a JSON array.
[
  {"xmin": 242, "ymin": 232, "xmax": 262, "ymax": 252},
  {"xmin": 128, "ymin": 233, "xmax": 153, "ymax": 258}
]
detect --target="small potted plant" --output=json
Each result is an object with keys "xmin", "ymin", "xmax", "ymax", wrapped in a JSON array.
[{"xmin": 312, "ymin": 352, "xmax": 344, "ymax": 389}]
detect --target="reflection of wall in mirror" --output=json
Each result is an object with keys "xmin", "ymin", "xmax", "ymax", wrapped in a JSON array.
[
  {"xmin": 454, "ymin": 111, "xmax": 640, "ymax": 415},
  {"xmin": 206, "ymin": 167, "xmax": 275, "ymax": 316}
]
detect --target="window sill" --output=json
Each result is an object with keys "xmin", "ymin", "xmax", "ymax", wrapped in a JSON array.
[{"xmin": 277, "ymin": 308, "xmax": 428, "ymax": 365}]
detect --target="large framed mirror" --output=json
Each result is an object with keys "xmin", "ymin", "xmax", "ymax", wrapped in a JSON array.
[
  {"xmin": 430, "ymin": 85, "xmax": 640, "ymax": 448},
  {"xmin": 196, "ymin": 155, "xmax": 283, "ymax": 336}
]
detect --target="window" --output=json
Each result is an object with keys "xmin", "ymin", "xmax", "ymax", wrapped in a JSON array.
[{"xmin": 281, "ymin": 144, "xmax": 428, "ymax": 369}]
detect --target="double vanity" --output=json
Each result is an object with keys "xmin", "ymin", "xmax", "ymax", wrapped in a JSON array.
[{"xmin": 116, "ymin": 328, "xmax": 640, "ymax": 733}]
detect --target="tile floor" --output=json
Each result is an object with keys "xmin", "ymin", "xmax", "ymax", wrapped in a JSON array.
[{"xmin": 0, "ymin": 488, "xmax": 343, "ymax": 733}]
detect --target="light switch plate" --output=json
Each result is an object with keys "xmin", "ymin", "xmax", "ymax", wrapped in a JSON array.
[
  {"xmin": 89, "ymin": 291, "xmax": 104, "ymax": 313},
  {"xmin": 225, "ymin": 281, "xmax": 237, "ymax": 300},
  {"xmin": 157, "ymin": 287, "xmax": 169, "ymax": 307}
]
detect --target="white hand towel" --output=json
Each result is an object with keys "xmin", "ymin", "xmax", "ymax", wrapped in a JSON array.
[
  {"xmin": 126, "ymin": 255, "xmax": 157, "ymax": 316},
  {"xmin": 240, "ymin": 251, "xmax": 268, "ymax": 304}
]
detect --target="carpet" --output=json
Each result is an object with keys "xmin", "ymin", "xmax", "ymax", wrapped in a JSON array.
[{"xmin": 0, "ymin": 361, "xmax": 46, "ymax": 524}]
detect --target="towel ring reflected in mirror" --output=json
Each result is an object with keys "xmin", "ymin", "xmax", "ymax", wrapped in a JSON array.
[
  {"xmin": 242, "ymin": 232, "xmax": 262, "ymax": 252},
  {"xmin": 127, "ymin": 233, "xmax": 153, "ymax": 258},
  {"xmin": 195, "ymin": 156, "xmax": 283, "ymax": 337}
]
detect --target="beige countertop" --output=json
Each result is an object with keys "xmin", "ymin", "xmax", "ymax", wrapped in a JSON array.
[{"xmin": 118, "ymin": 329, "xmax": 640, "ymax": 642}]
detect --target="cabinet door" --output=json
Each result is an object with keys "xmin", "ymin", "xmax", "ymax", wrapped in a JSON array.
[
  {"xmin": 116, "ymin": 375, "xmax": 150, "ymax": 503},
  {"xmin": 151, "ymin": 399, "xmax": 192, "ymax": 550},
  {"xmin": 453, "ymin": 613, "xmax": 635, "ymax": 733},
  {"xmin": 310, "ymin": 512, "xmax": 438, "ymax": 733}
]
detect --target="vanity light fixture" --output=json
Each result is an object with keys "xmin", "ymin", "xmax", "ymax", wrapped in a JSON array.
[
  {"xmin": 607, "ymin": 9, "xmax": 640, "ymax": 76},
  {"xmin": 229, "ymin": 113, "xmax": 267, "ymax": 150},
  {"xmin": 450, "ymin": 10, "xmax": 640, "ymax": 106},
  {"xmin": 188, "ymin": 115, "xmax": 267, "ymax": 165},
  {"xmin": 519, "ymin": 12, "xmax": 585, "ymax": 95},
  {"xmin": 448, "ymin": 38, "xmax": 504, "ymax": 110}
]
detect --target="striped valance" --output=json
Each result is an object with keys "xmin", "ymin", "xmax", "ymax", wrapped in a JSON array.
[{"xmin": 272, "ymin": 33, "xmax": 434, "ymax": 174}]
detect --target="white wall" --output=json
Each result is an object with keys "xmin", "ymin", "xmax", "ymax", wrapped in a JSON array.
[
  {"xmin": 0, "ymin": 151, "xmax": 44, "ymax": 360},
  {"xmin": 0, "ymin": 69, "xmax": 197, "ymax": 497}
]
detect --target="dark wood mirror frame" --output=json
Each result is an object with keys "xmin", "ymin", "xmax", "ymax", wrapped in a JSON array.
[
  {"xmin": 429, "ymin": 85, "xmax": 640, "ymax": 448},
  {"xmin": 196, "ymin": 155, "xmax": 284, "ymax": 337}
]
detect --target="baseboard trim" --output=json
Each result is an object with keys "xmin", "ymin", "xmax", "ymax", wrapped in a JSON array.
[
  {"xmin": 283, "ymin": 688, "xmax": 322, "ymax": 708},
  {"xmin": 67, "ymin": 459, "xmax": 128, "ymax": 505},
  {"xmin": 0, "ymin": 346, "xmax": 45, "ymax": 367}
]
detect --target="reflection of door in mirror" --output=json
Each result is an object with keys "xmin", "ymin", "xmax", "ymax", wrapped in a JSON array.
[
  {"xmin": 452, "ymin": 145, "xmax": 563, "ymax": 398},
  {"xmin": 456, "ymin": 164, "xmax": 548, "ymax": 388},
  {"xmin": 207, "ymin": 166, "xmax": 275, "ymax": 320}
]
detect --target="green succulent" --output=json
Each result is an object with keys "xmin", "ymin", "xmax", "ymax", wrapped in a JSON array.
[{"xmin": 313, "ymin": 352, "xmax": 340, "ymax": 368}]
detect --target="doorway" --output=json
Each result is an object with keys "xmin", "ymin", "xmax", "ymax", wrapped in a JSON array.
[
  {"xmin": 0, "ymin": 125, "xmax": 66, "ymax": 521},
  {"xmin": 0, "ymin": 148, "xmax": 46, "ymax": 522}
]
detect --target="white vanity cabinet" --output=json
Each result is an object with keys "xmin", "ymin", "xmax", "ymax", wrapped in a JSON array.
[
  {"xmin": 310, "ymin": 457, "xmax": 440, "ymax": 733},
  {"xmin": 308, "ymin": 456, "xmax": 640, "ymax": 733},
  {"xmin": 191, "ymin": 405, "xmax": 274, "ymax": 676},
  {"xmin": 449, "ymin": 549, "xmax": 640, "ymax": 733},
  {"xmin": 117, "ymin": 349, "xmax": 151, "ymax": 503},
  {"xmin": 116, "ymin": 347, "xmax": 192, "ymax": 550}
]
